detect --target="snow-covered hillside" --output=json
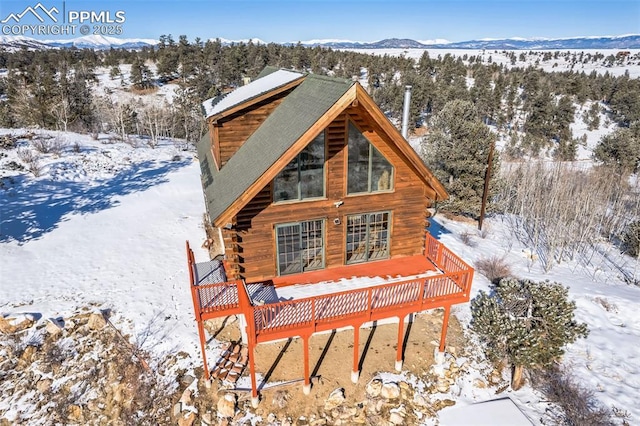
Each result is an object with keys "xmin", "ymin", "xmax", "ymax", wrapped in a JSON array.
[
  {"xmin": 349, "ymin": 48, "xmax": 640, "ymax": 77},
  {"xmin": 434, "ymin": 215, "xmax": 640, "ymax": 424},
  {"xmin": 3, "ymin": 34, "xmax": 639, "ymax": 52},
  {"xmin": 1, "ymin": 123, "xmax": 638, "ymax": 424},
  {"xmin": 0, "ymin": 131, "xmax": 207, "ymax": 353},
  {"xmin": 300, "ymin": 34, "xmax": 640, "ymax": 49}
]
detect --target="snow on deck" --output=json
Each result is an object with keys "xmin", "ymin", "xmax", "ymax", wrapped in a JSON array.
[
  {"xmin": 268, "ymin": 269, "xmax": 442, "ymax": 303},
  {"xmin": 202, "ymin": 69, "xmax": 303, "ymax": 119}
]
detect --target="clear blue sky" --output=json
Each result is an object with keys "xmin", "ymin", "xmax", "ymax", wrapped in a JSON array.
[{"xmin": 1, "ymin": 0, "xmax": 638, "ymax": 42}]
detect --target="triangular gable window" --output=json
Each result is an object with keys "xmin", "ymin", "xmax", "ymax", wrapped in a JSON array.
[{"xmin": 347, "ymin": 122, "xmax": 394, "ymax": 194}]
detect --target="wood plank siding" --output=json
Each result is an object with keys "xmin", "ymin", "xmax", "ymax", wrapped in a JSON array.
[
  {"xmin": 211, "ymin": 88, "xmax": 295, "ymax": 168},
  {"xmin": 226, "ymin": 108, "xmax": 432, "ymax": 282}
]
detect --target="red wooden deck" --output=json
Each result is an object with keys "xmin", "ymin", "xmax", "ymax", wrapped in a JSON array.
[
  {"xmin": 267, "ymin": 254, "xmax": 437, "ymax": 287},
  {"xmin": 186, "ymin": 233, "xmax": 474, "ymax": 401}
]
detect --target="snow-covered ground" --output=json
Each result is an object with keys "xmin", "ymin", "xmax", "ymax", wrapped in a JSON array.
[
  {"xmin": 1, "ymin": 127, "xmax": 638, "ymax": 424},
  {"xmin": 571, "ymin": 101, "xmax": 618, "ymax": 160},
  {"xmin": 434, "ymin": 214, "xmax": 640, "ymax": 424},
  {"xmin": 0, "ymin": 131, "xmax": 211, "ymax": 373},
  {"xmin": 93, "ymin": 64, "xmax": 180, "ymax": 105},
  {"xmin": 348, "ymin": 48, "xmax": 640, "ymax": 77}
]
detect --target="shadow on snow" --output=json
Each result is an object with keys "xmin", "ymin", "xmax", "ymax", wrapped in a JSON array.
[
  {"xmin": 428, "ymin": 215, "xmax": 452, "ymax": 239},
  {"xmin": 0, "ymin": 159, "xmax": 189, "ymax": 244}
]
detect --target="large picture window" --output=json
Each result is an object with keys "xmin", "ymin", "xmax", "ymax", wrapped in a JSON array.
[
  {"xmin": 346, "ymin": 211, "xmax": 390, "ymax": 264},
  {"xmin": 276, "ymin": 219, "xmax": 324, "ymax": 275},
  {"xmin": 347, "ymin": 122, "xmax": 393, "ymax": 194},
  {"xmin": 274, "ymin": 132, "xmax": 325, "ymax": 202}
]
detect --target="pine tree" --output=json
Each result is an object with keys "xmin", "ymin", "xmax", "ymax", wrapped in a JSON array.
[
  {"xmin": 420, "ymin": 100, "xmax": 499, "ymax": 217},
  {"xmin": 109, "ymin": 65, "xmax": 121, "ymax": 80},
  {"xmin": 609, "ymin": 74, "xmax": 640, "ymax": 126},
  {"xmin": 553, "ymin": 95, "xmax": 575, "ymax": 142},
  {"xmin": 470, "ymin": 65, "xmax": 493, "ymax": 124},
  {"xmin": 172, "ymin": 86, "xmax": 196, "ymax": 142},
  {"xmin": 471, "ymin": 278, "xmax": 588, "ymax": 390},
  {"xmin": 292, "ymin": 41, "xmax": 310, "ymax": 71},
  {"xmin": 588, "ymin": 102, "xmax": 601, "ymax": 130},
  {"xmin": 553, "ymin": 137, "xmax": 578, "ymax": 161},
  {"xmin": 593, "ymin": 123, "xmax": 640, "ymax": 174},
  {"xmin": 156, "ymin": 49, "xmax": 178, "ymax": 83},
  {"xmin": 623, "ymin": 220, "xmax": 640, "ymax": 258},
  {"xmin": 524, "ymin": 89, "xmax": 555, "ymax": 145},
  {"xmin": 69, "ymin": 64, "xmax": 96, "ymax": 131},
  {"xmin": 177, "ymin": 35, "xmax": 196, "ymax": 82},
  {"xmin": 27, "ymin": 62, "xmax": 57, "ymax": 128},
  {"xmin": 130, "ymin": 56, "xmax": 153, "ymax": 90}
]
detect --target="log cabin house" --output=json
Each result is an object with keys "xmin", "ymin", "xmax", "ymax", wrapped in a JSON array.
[
  {"xmin": 198, "ymin": 67, "xmax": 448, "ymax": 279},
  {"xmin": 189, "ymin": 67, "xmax": 474, "ymax": 402}
]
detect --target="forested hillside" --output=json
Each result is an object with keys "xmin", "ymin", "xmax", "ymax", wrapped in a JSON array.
[{"xmin": 1, "ymin": 38, "xmax": 639, "ymax": 154}]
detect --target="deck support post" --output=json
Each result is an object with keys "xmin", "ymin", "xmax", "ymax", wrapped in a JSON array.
[
  {"xmin": 352, "ymin": 325, "xmax": 360, "ymax": 383},
  {"xmin": 439, "ymin": 305, "xmax": 451, "ymax": 353},
  {"xmin": 395, "ymin": 315, "xmax": 405, "ymax": 371},
  {"xmin": 196, "ymin": 319, "xmax": 210, "ymax": 380},
  {"xmin": 248, "ymin": 342, "xmax": 259, "ymax": 405},
  {"xmin": 303, "ymin": 335, "xmax": 311, "ymax": 395}
]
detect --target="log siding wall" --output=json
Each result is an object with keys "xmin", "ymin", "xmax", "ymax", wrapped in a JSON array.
[{"xmin": 211, "ymin": 89, "xmax": 295, "ymax": 168}]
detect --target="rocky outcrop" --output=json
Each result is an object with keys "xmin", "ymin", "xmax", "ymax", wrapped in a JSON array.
[{"xmin": 0, "ymin": 308, "xmax": 179, "ymax": 425}]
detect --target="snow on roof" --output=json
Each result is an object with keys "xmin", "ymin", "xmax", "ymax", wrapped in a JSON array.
[
  {"xmin": 202, "ymin": 69, "xmax": 304, "ymax": 119},
  {"xmin": 438, "ymin": 397, "xmax": 533, "ymax": 425}
]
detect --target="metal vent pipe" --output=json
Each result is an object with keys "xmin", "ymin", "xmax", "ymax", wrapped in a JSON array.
[{"xmin": 401, "ymin": 85, "xmax": 412, "ymax": 139}]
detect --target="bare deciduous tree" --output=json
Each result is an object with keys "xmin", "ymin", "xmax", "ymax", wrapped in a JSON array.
[
  {"xmin": 50, "ymin": 96, "xmax": 72, "ymax": 132},
  {"xmin": 138, "ymin": 101, "xmax": 171, "ymax": 148},
  {"xmin": 497, "ymin": 161, "xmax": 640, "ymax": 273}
]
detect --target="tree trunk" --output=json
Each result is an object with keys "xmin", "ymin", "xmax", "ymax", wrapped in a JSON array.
[{"xmin": 511, "ymin": 364, "xmax": 525, "ymax": 390}]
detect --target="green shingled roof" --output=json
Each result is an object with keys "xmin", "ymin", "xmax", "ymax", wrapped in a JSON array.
[
  {"xmin": 255, "ymin": 66, "xmax": 281, "ymax": 79},
  {"xmin": 197, "ymin": 73, "xmax": 354, "ymax": 225}
]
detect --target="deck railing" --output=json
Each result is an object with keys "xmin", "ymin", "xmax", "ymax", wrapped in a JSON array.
[
  {"xmin": 186, "ymin": 242, "xmax": 243, "ymax": 319},
  {"xmin": 249, "ymin": 272, "xmax": 468, "ymax": 342},
  {"xmin": 195, "ymin": 281, "xmax": 243, "ymax": 315},
  {"xmin": 425, "ymin": 233, "xmax": 473, "ymax": 295},
  {"xmin": 187, "ymin": 233, "xmax": 473, "ymax": 328}
]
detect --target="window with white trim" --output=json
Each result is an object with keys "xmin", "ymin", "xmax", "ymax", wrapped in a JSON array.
[
  {"xmin": 345, "ymin": 211, "xmax": 390, "ymax": 264},
  {"xmin": 276, "ymin": 219, "xmax": 324, "ymax": 275}
]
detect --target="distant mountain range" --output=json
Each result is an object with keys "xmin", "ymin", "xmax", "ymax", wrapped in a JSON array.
[
  {"xmin": 1, "ymin": 34, "xmax": 639, "ymax": 51},
  {"xmin": 0, "ymin": 35, "xmax": 158, "ymax": 50},
  {"xmin": 298, "ymin": 34, "xmax": 640, "ymax": 50},
  {"xmin": 42, "ymin": 35, "xmax": 160, "ymax": 49}
]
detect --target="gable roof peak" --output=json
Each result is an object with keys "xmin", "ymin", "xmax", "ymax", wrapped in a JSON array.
[{"xmin": 196, "ymin": 69, "xmax": 447, "ymax": 227}]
